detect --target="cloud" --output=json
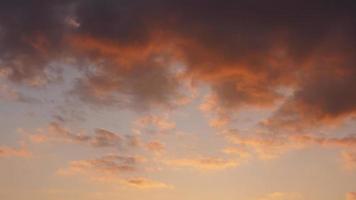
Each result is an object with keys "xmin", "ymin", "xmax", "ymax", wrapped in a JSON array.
[
  {"xmin": 124, "ymin": 177, "xmax": 172, "ymax": 189},
  {"xmin": 0, "ymin": 1, "xmax": 72, "ymax": 86},
  {"xmin": 263, "ymin": 68, "xmax": 356, "ymax": 132},
  {"xmin": 165, "ymin": 156, "xmax": 239, "ymax": 170},
  {"xmin": 28, "ymin": 122, "xmax": 90, "ymax": 144},
  {"xmin": 225, "ymin": 129, "xmax": 356, "ymax": 160},
  {"xmin": 342, "ymin": 151, "xmax": 356, "ymax": 170},
  {"xmin": 222, "ymin": 146, "xmax": 251, "ymax": 159},
  {"xmin": 255, "ymin": 192, "xmax": 302, "ymax": 200},
  {"xmin": 66, "ymin": 32, "xmax": 190, "ymax": 111},
  {"xmin": 90, "ymin": 129, "xmax": 123, "ymax": 147},
  {"xmin": 133, "ymin": 115, "xmax": 176, "ymax": 135},
  {"xmin": 57, "ymin": 154, "xmax": 142, "ymax": 176},
  {"xmin": 347, "ymin": 192, "xmax": 356, "ymax": 200},
  {"xmin": 0, "ymin": 0, "xmax": 354, "ymax": 120},
  {"xmin": 1, "ymin": 0, "xmax": 355, "ymax": 196},
  {"xmin": 146, "ymin": 141, "xmax": 165, "ymax": 153},
  {"xmin": 27, "ymin": 122, "xmax": 136, "ymax": 149},
  {"xmin": 0, "ymin": 146, "xmax": 31, "ymax": 158},
  {"xmin": 0, "ymin": 84, "xmax": 38, "ymax": 103},
  {"xmin": 57, "ymin": 154, "xmax": 171, "ymax": 189},
  {"xmin": 292, "ymin": 134, "xmax": 356, "ymax": 149},
  {"xmin": 224, "ymin": 129, "xmax": 302, "ymax": 159}
]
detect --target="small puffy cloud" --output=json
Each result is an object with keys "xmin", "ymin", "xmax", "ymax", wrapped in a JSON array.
[{"xmin": 65, "ymin": 17, "xmax": 80, "ymax": 29}]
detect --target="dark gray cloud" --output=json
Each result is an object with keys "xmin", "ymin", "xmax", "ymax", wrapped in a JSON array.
[
  {"xmin": 0, "ymin": 0, "xmax": 75, "ymax": 85},
  {"xmin": 0, "ymin": 0, "xmax": 355, "ymax": 127}
]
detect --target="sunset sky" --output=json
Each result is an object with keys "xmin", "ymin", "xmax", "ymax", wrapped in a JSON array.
[{"xmin": 0, "ymin": 1, "xmax": 356, "ymax": 200}]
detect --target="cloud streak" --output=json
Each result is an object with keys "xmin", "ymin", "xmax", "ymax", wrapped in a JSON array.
[
  {"xmin": 165, "ymin": 156, "xmax": 239, "ymax": 170},
  {"xmin": 0, "ymin": 146, "xmax": 31, "ymax": 158},
  {"xmin": 57, "ymin": 154, "xmax": 142, "ymax": 176},
  {"xmin": 57, "ymin": 154, "xmax": 170, "ymax": 189},
  {"xmin": 27, "ymin": 122, "xmax": 138, "ymax": 149}
]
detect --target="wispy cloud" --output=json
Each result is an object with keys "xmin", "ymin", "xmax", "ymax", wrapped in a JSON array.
[
  {"xmin": 255, "ymin": 192, "xmax": 302, "ymax": 200},
  {"xmin": 0, "ymin": 146, "xmax": 31, "ymax": 158},
  {"xmin": 57, "ymin": 154, "xmax": 142, "ymax": 176},
  {"xmin": 26, "ymin": 122, "xmax": 137, "ymax": 149},
  {"xmin": 133, "ymin": 115, "xmax": 176, "ymax": 135},
  {"xmin": 124, "ymin": 177, "xmax": 173, "ymax": 189},
  {"xmin": 0, "ymin": 84, "xmax": 38, "ymax": 103},
  {"xmin": 57, "ymin": 154, "xmax": 170, "ymax": 189},
  {"xmin": 165, "ymin": 156, "xmax": 239, "ymax": 171},
  {"xmin": 145, "ymin": 140, "xmax": 165, "ymax": 154}
]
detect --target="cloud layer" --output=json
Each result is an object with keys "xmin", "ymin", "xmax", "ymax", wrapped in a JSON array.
[
  {"xmin": 1, "ymin": 1, "xmax": 356, "ymax": 197},
  {"xmin": 0, "ymin": 0, "xmax": 355, "ymax": 127}
]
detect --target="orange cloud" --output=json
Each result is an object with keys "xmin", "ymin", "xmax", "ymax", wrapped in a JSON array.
[
  {"xmin": 224, "ymin": 129, "xmax": 303, "ymax": 160},
  {"xmin": 133, "ymin": 115, "xmax": 176, "ymax": 135},
  {"xmin": 255, "ymin": 192, "xmax": 302, "ymax": 200},
  {"xmin": 222, "ymin": 146, "xmax": 251, "ymax": 159},
  {"xmin": 57, "ymin": 154, "xmax": 143, "ymax": 176},
  {"xmin": 57, "ymin": 154, "xmax": 171, "ymax": 189},
  {"xmin": 292, "ymin": 134, "xmax": 356, "ymax": 149},
  {"xmin": 66, "ymin": 33, "xmax": 187, "ymax": 111},
  {"xmin": 146, "ymin": 141, "xmax": 165, "ymax": 153},
  {"xmin": 124, "ymin": 177, "xmax": 172, "ymax": 189},
  {"xmin": 342, "ymin": 151, "xmax": 356, "ymax": 171},
  {"xmin": 346, "ymin": 192, "xmax": 356, "ymax": 200},
  {"xmin": 165, "ymin": 156, "xmax": 239, "ymax": 170},
  {"xmin": 224, "ymin": 128, "xmax": 356, "ymax": 161},
  {"xmin": 1, "ymin": 0, "xmax": 355, "ymax": 125},
  {"xmin": 27, "ymin": 122, "xmax": 135, "ymax": 149},
  {"xmin": 0, "ymin": 146, "xmax": 31, "ymax": 158}
]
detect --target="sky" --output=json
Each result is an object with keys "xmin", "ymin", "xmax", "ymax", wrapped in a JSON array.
[{"xmin": 0, "ymin": 0, "xmax": 356, "ymax": 200}]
